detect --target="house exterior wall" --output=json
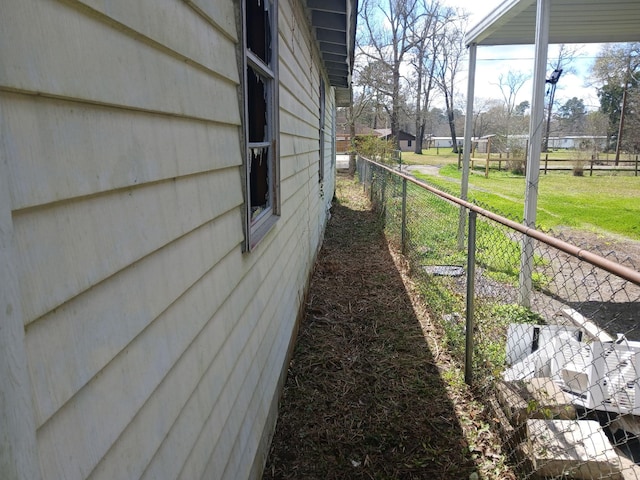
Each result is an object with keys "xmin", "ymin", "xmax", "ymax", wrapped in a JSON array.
[
  {"xmin": 399, "ymin": 139, "xmax": 413, "ymax": 152},
  {"xmin": 430, "ymin": 137, "xmax": 459, "ymax": 148},
  {"xmin": 547, "ymin": 136, "xmax": 608, "ymax": 150},
  {"xmin": 0, "ymin": 0, "xmax": 333, "ymax": 478}
]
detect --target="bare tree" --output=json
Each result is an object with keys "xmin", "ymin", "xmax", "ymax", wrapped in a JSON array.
[
  {"xmin": 359, "ymin": 0, "xmax": 422, "ymax": 149},
  {"xmin": 344, "ymin": 89, "xmax": 374, "ymax": 173},
  {"xmin": 434, "ymin": 16, "xmax": 466, "ymax": 154},
  {"xmin": 409, "ymin": 1, "xmax": 453, "ymax": 153},
  {"xmin": 494, "ymin": 70, "xmax": 530, "ymax": 149},
  {"xmin": 472, "ymin": 98, "xmax": 502, "ymax": 139},
  {"xmin": 584, "ymin": 110, "xmax": 609, "ymax": 155}
]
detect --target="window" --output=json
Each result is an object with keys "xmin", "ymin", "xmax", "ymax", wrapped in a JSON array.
[
  {"xmin": 407, "ymin": 139, "xmax": 412, "ymax": 147},
  {"xmin": 318, "ymin": 78, "xmax": 325, "ymax": 182},
  {"xmin": 243, "ymin": 0, "xmax": 279, "ymax": 250}
]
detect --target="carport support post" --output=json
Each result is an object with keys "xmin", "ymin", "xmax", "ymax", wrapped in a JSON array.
[
  {"xmin": 518, "ymin": 0, "xmax": 550, "ymax": 308},
  {"xmin": 465, "ymin": 210, "xmax": 477, "ymax": 386},
  {"xmin": 458, "ymin": 43, "xmax": 477, "ymax": 250}
]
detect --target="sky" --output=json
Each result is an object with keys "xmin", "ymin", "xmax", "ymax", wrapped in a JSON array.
[{"xmin": 440, "ymin": 0, "xmax": 603, "ymax": 111}]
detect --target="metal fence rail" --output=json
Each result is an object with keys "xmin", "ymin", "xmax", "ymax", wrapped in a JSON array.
[{"xmin": 357, "ymin": 154, "xmax": 640, "ymax": 479}]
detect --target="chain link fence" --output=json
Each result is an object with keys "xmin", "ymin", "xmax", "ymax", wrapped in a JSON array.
[{"xmin": 357, "ymin": 154, "xmax": 640, "ymax": 479}]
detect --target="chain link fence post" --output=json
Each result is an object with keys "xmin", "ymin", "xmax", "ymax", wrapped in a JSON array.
[
  {"xmin": 465, "ymin": 210, "xmax": 477, "ymax": 386},
  {"xmin": 401, "ymin": 178, "xmax": 407, "ymax": 255}
]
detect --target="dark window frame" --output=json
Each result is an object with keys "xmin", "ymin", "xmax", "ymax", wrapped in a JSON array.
[
  {"xmin": 242, "ymin": 0, "xmax": 280, "ymax": 251},
  {"xmin": 318, "ymin": 77, "xmax": 326, "ymax": 182}
]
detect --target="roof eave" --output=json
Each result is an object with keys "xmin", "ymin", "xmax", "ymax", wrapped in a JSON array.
[
  {"xmin": 465, "ymin": 0, "xmax": 534, "ymax": 46},
  {"xmin": 307, "ymin": 0, "xmax": 358, "ymax": 106}
]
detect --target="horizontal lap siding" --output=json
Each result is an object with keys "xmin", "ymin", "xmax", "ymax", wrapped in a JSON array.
[
  {"xmin": 278, "ymin": 0, "xmax": 326, "ymax": 258},
  {"xmin": 16, "ymin": 169, "xmax": 242, "ymax": 328},
  {"xmin": 0, "ymin": 1, "xmax": 239, "ymax": 120},
  {"xmin": 2, "ymin": 0, "xmax": 333, "ymax": 477},
  {"xmin": 3, "ymin": 93, "xmax": 241, "ymax": 212},
  {"xmin": 26, "ymin": 208, "xmax": 243, "ymax": 428},
  {"xmin": 217, "ymin": 195, "xmax": 312, "ymax": 480},
  {"xmin": 2, "ymin": 0, "xmax": 250, "ymax": 478}
]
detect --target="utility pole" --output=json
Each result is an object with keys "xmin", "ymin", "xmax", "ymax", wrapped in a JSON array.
[
  {"xmin": 615, "ymin": 58, "xmax": 631, "ymax": 166},
  {"xmin": 542, "ymin": 68, "xmax": 562, "ymax": 152}
]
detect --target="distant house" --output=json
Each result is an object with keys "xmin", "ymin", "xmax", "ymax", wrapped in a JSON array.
[
  {"xmin": 547, "ymin": 136, "xmax": 607, "ymax": 150},
  {"xmin": 0, "ymin": 0, "xmax": 355, "ymax": 479},
  {"xmin": 375, "ymin": 128, "xmax": 417, "ymax": 152},
  {"xmin": 471, "ymin": 134, "xmax": 608, "ymax": 154},
  {"xmin": 428, "ymin": 136, "xmax": 464, "ymax": 149}
]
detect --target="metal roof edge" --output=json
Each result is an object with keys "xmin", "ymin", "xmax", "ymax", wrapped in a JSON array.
[{"xmin": 464, "ymin": 0, "xmax": 534, "ymax": 46}]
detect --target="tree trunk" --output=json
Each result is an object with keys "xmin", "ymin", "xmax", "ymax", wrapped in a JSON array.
[
  {"xmin": 542, "ymin": 83, "xmax": 556, "ymax": 152},
  {"xmin": 615, "ymin": 73, "xmax": 629, "ymax": 166},
  {"xmin": 414, "ymin": 51, "xmax": 424, "ymax": 154},
  {"xmin": 415, "ymin": 123, "xmax": 426, "ymax": 153},
  {"xmin": 448, "ymin": 110, "xmax": 458, "ymax": 154},
  {"xmin": 391, "ymin": 68, "xmax": 401, "ymax": 150},
  {"xmin": 349, "ymin": 105, "xmax": 356, "ymax": 174},
  {"xmin": 444, "ymin": 89, "xmax": 458, "ymax": 153}
]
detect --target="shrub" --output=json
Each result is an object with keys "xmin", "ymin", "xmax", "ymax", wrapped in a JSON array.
[
  {"xmin": 506, "ymin": 144, "xmax": 526, "ymax": 174},
  {"xmin": 506, "ymin": 159, "xmax": 525, "ymax": 175},
  {"xmin": 573, "ymin": 160, "xmax": 585, "ymax": 176},
  {"xmin": 356, "ymin": 136, "xmax": 396, "ymax": 164}
]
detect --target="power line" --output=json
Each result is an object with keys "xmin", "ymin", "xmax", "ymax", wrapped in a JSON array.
[{"xmin": 476, "ymin": 56, "xmax": 601, "ymax": 62}]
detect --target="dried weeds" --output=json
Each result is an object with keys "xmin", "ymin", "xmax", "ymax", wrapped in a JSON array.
[{"xmin": 263, "ymin": 173, "xmax": 516, "ymax": 479}]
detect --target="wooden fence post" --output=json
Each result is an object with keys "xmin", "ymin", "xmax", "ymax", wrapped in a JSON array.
[{"xmin": 544, "ymin": 154, "xmax": 548, "ymax": 174}]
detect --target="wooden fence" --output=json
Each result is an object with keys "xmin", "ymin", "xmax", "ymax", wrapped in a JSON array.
[{"xmin": 458, "ymin": 153, "xmax": 640, "ymax": 177}]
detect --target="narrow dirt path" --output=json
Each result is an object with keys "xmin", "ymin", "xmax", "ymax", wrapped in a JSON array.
[{"xmin": 263, "ymin": 173, "xmax": 515, "ymax": 480}]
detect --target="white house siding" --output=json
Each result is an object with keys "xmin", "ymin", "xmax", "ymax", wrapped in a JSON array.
[{"xmin": 0, "ymin": 0, "xmax": 333, "ymax": 478}]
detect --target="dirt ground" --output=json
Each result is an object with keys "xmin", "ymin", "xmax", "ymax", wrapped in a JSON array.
[
  {"xmin": 262, "ymin": 173, "xmax": 516, "ymax": 480},
  {"xmin": 535, "ymin": 226, "xmax": 640, "ymax": 339}
]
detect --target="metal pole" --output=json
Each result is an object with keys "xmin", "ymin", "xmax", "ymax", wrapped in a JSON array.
[
  {"xmin": 401, "ymin": 178, "xmax": 407, "ymax": 254},
  {"xmin": 370, "ymin": 168, "xmax": 374, "ymax": 201},
  {"xmin": 519, "ymin": 0, "xmax": 550, "ymax": 308},
  {"xmin": 458, "ymin": 43, "xmax": 477, "ymax": 250},
  {"xmin": 465, "ymin": 210, "xmax": 477, "ymax": 386}
]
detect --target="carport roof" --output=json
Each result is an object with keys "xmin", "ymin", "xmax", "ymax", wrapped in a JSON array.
[{"xmin": 466, "ymin": 0, "xmax": 640, "ymax": 46}]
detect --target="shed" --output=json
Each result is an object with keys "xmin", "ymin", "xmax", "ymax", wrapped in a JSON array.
[
  {"xmin": 375, "ymin": 128, "xmax": 417, "ymax": 151},
  {"xmin": 0, "ymin": 0, "xmax": 356, "ymax": 479}
]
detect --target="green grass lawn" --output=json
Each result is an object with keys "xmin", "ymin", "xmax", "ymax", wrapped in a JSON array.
[
  {"xmin": 411, "ymin": 162, "xmax": 640, "ymax": 241},
  {"xmin": 401, "ymin": 148, "xmax": 460, "ymax": 166}
]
